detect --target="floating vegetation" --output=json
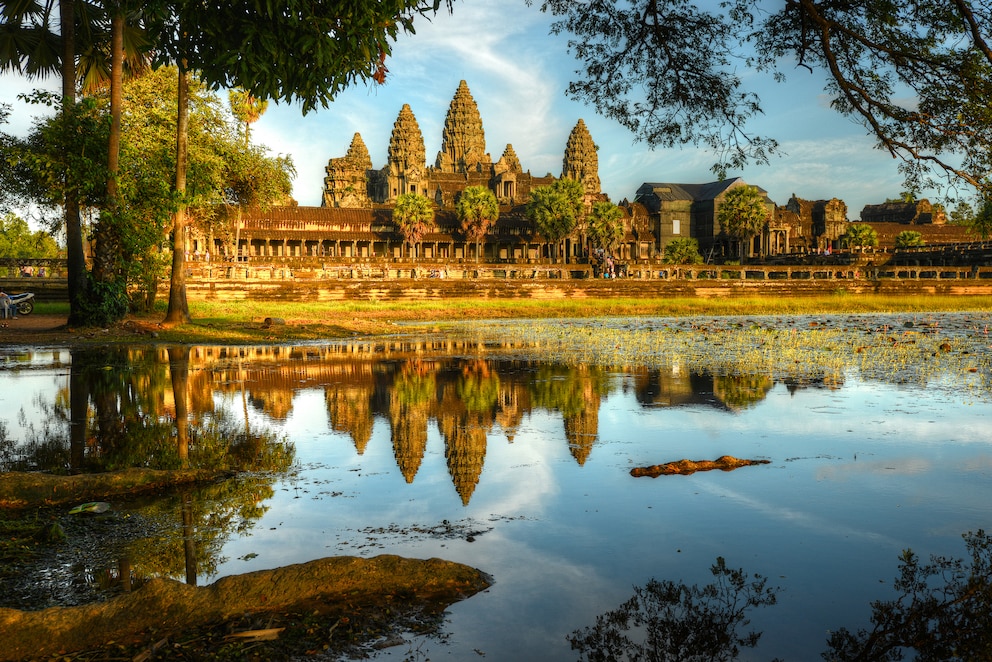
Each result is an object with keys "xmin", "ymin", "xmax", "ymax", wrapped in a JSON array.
[{"xmin": 439, "ymin": 312, "xmax": 992, "ymax": 396}]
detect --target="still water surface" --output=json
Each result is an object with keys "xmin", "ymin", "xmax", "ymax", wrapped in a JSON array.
[{"xmin": 1, "ymin": 314, "xmax": 991, "ymax": 660}]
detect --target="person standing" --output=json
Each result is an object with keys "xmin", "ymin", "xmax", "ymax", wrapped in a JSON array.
[{"xmin": 0, "ymin": 289, "xmax": 12, "ymax": 321}]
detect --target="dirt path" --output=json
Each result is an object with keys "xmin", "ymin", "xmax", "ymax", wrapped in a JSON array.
[{"xmin": 0, "ymin": 314, "xmax": 75, "ymax": 347}]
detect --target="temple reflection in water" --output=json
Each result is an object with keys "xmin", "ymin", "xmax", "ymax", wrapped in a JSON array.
[{"xmin": 3, "ymin": 340, "xmax": 841, "ymax": 506}]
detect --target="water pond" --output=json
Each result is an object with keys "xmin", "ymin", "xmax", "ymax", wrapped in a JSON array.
[{"xmin": 1, "ymin": 312, "xmax": 991, "ymax": 660}]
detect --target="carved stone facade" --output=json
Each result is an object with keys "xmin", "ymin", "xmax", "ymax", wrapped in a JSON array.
[
  {"xmin": 435, "ymin": 79, "xmax": 489, "ymax": 174},
  {"xmin": 786, "ymin": 195, "xmax": 848, "ymax": 252},
  {"xmin": 322, "ymin": 133, "xmax": 373, "ymax": 208},
  {"xmin": 634, "ymin": 178, "xmax": 774, "ymax": 258}
]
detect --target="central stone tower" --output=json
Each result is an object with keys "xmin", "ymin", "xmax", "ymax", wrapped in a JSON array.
[{"xmin": 435, "ymin": 80, "xmax": 491, "ymax": 174}]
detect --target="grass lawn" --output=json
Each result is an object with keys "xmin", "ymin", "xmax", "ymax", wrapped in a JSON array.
[{"xmin": 25, "ymin": 293, "xmax": 992, "ymax": 345}]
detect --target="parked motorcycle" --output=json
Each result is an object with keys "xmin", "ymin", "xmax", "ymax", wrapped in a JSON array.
[{"xmin": 8, "ymin": 292, "xmax": 34, "ymax": 316}]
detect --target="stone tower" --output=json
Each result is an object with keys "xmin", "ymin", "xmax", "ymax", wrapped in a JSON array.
[
  {"xmin": 492, "ymin": 144, "xmax": 523, "ymax": 203},
  {"xmin": 322, "ymin": 133, "xmax": 373, "ymax": 207},
  {"xmin": 383, "ymin": 104, "xmax": 427, "ymax": 202},
  {"xmin": 495, "ymin": 144, "xmax": 522, "ymax": 174},
  {"xmin": 435, "ymin": 80, "xmax": 490, "ymax": 174},
  {"xmin": 562, "ymin": 119, "xmax": 600, "ymax": 194}
]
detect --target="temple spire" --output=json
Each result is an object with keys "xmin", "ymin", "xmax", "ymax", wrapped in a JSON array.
[
  {"xmin": 385, "ymin": 104, "xmax": 427, "ymax": 201},
  {"xmin": 562, "ymin": 119, "xmax": 601, "ymax": 194},
  {"xmin": 436, "ymin": 80, "xmax": 489, "ymax": 173}
]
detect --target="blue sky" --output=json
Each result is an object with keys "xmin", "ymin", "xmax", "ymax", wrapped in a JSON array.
[{"xmin": 3, "ymin": 0, "xmax": 925, "ymax": 219}]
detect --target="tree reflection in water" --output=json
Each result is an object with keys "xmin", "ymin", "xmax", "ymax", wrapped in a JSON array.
[
  {"xmin": 568, "ymin": 557, "xmax": 779, "ymax": 662},
  {"xmin": 569, "ymin": 531, "xmax": 992, "ymax": 661},
  {"xmin": 0, "ymin": 345, "xmax": 295, "ymax": 604},
  {"xmin": 2, "ymin": 346, "xmax": 295, "ymax": 474}
]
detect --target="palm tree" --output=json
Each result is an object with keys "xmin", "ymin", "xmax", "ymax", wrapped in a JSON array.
[
  {"xmin": 0, "ymin": 0, "xmax": 90, "ymax": 324},
  {"xmin": 662, "ymin": 237, "xmax": 703, "ymax": 265},
  {"xmin": 456, "ymin": 185, "xmax": 499, "ymax": 262},
  {"xmin": 587, "ymin": 200, "xmax": 625, "ymax": 256},
  {"xmin": 90, "ymin": 4, "xmax": 152, "ymax": 288},
  {"xmin": 393, "ymin": 193, "xmax": 436, "ymax": 259},
  {"xmin": 226, "ymin": 88, "xmax": 271, "ymax": 260},
  {"xmin": 2, "ymin": 1, "xmax": 153, "ymax": 321},
  {"xmin": 717, "ymin": 185, "xmax": 769, "ymax": 262},
  {"xmin": 526, "ymin": 178, "xmax": 585, "ymax": 263},
  {"xmin": 229, "ymin": 88, "xmax": 269, "ymax": 145},
  {"xmin": 840, "ymin": 223, "xmax": 878, "ymax": 252},
  {"xmin": 894, "ymin": 231, "xmax": 924, "ymax": 248}
]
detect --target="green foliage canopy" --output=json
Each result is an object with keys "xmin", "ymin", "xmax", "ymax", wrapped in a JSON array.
[
  {"xmin": 0, "ymin": 212, "xmax": 61, "ymax": 258},
  {"xmin": 2, "ymin": 92, "xmax": 109, "ymax": 216},
  {"xmin": 536, "ymin": 0, "xmax": 992, "ymax": 198},
  {"xmin": 971, "ymin": 199, "xmax": 992, "ymax": 240},
  {"xmin": 118, "ymin": 67, "xmax": 292, "ymax": 305},
  {"xmin": 164, "ymin": 1, "xmax": 456, "ymax": 114},
  {"xmin": 663, "ymin": 237, "xmax": 703, "ymax": 265},
  {"xmin": 841, "ymin": 223, "xmax": 879, "ymax": 251},
  {"xmin": 894, "ymin": 231, "xmax": 924, "ymax": 249}
]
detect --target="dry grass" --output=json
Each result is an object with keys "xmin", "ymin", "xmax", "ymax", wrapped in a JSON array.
[
  {"xmin": 26, "ymin": 295, "xmax": 992, "ymax": 349},
  {"xmin": 172, "ymin": 294, "xmax": 992, "ymax": 340}
]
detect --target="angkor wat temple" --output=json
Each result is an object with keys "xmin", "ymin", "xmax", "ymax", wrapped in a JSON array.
[
  {"xmin": 323, "ymin": 80, "xmax": 600, "ymax": 209},
  {"xmin": 206, "ymin": 81, "xmax": 966, "ymax": 268}
]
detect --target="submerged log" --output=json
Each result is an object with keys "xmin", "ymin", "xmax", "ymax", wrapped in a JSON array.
[
  {"xmin": 0, "ymin": 554, "xmax": 490, "ymax": 660},
  {"xmin": 631, "ymin": 455, "xmax": 770, "ymax": 478}
]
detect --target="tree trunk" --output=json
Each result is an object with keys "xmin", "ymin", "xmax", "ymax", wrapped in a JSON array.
[
  {"xmin": 169, "ymin": 346, "xmax": 190, "ymax": 465},
  {"xmin": 164, "ymin": 62, "xmax": 191, "ymax": 324},
  {"xmin": 61, "ymin": 0, "xmax": 88, "ymax": 327},
  {"xmin": 107, "ymin": 12, "xmax": 123, "ymax": 215},
  {"xmin": 69, "ymin": 358, "xmax": 89, "ymax": 471},
  {"xmin": 92, "ymin": 11, "xmax": 125, "ymax": 285}
]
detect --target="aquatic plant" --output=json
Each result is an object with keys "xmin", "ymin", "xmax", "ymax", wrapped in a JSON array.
[{"xmin": 442, "ymin": 312, "xmax": 992, "ymax": 397}]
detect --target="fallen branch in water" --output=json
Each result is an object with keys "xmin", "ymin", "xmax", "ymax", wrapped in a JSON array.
[{"xmin": 631, "ymin": 455, "xmax": 770, "ymax": 478}]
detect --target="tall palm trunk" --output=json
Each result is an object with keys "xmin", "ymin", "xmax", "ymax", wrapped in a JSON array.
[
  {"xmin": 93, "ymin": 10, "xmax": 124, "ymax": 284},
  {"xmin": 61, "ymin": 0, "xmax": 88, "ymax": 326},
  {"xmin": 165, "ymin": 60, "xmax": 190, "ymax": 324},
  {"xmin": 107, "ymin": 11, "xmax": 123, "ymax": 216},
  {"xmin": 169, "ymin": 346, "xmax": 190, "ymax": 465}
]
